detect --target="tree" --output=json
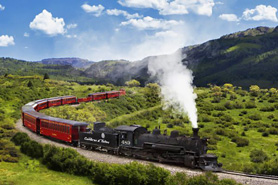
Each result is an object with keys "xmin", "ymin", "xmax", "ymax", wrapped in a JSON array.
[
  {"xmin": 27, "ymin": 81, "xmax": 33, "ymax": 88},
  {"xmin": 249, "ymin": 85, "xmax": 260, "ymax": 97},
  {"xmin": 125, "ymin": 79, "xmax": 140, "ymax": 87},
  {"xmin": 269, "ymin": 88, "xmax": 277, "ymax": 97},
  {"xmin": 43, "ymin": 73, "xmax": 50, "ymax": 80},
  {"xmin": 250, "ymin": 149, "xmax": 268, "ymax": 163},
  {"xmin": 223, "ymin": 83, "xmax": 234, "ymax": 90}
]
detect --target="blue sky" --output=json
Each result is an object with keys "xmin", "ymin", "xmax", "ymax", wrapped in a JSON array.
[{"xmin": 0, "ymin": 0, "xmax": 278, "ymax": 61}]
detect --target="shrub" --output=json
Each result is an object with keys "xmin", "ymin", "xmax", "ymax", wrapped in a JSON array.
[
  {"xmin": 248, "ymin": 114, "xmax": 262, "ymax": 121},
  {"xmin": 214, "ymin": 105, "xmax": 226, "ymax": 111},
  {"xmin": 268, "ymin": 98, "xmax": 276, "ymax": 103},
  {"xmin": 167, "ymin": 123, "xmax": 173, "ymax": 128},
  {"xmin": 20, "ymin": 140, "xmax": 43, "ymax": 159},
  {"xmin": 245, "ymin": 101, "xmax": 257, "ymax": 109},
  {"xmin": 234, "ymin": 101, "xmax": 243, "ymax": 109},
  {"xmin": 11, "ymin": 132, "xmax": 31, "ymax": 146},
  {"xmin": 262, "ymin": 132, "xmax": 269, "ymax": 137},
  {"xmin": 268, "ymin": 127, "xmax": 278, "ymax": 135},
  {"xmin": 215, "ymin": 128, "xmax": 227, "ymax": 136},
  {"xmin": 250, "ymin": 149, "xmax": 268, "ymax": 163},
  {"xmin": 260, "ymin": 106, "xmax": 275, "ymax": 112},
  {"xmin": 224, "ymin": 101, "xmax": 234, "ymax": 109},
  {"xmin": 241, "ymin": 110, "xmax": 248, "ymax": 114},
  {"xmin": 268, "ymin": 114, "xmax": 275, "ymax": 120},
  {"xmin": 231, "ymin": 137, "xmax": 249, "ymax": 147}
]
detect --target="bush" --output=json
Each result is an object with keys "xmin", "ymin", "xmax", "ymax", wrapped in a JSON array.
[
  {"xmin": 262, "ymin": 132, "xmax": 269, "ymax": 137},
  {"xmin": 268, "ymin": 127, "xmax": 278, "ymax": 135},
  {"xmin": 268, "ymin": 114, "xmax": 275, "ymax": 120},
  {"xmin": 248, "ymin": 114, "xmax": 262, "ymax": 121},
  {"xmin": 20, "ymin": 140, "xmax": 43, "ymax": 158},
  {"xmin": 234, "ymin": 101, "xmax": 243, "ymax": 109},
  {"xmin": 224, "ymin": 101, "xmax": 234, "ymax": 109},
  {"xmin": 231, "ymin": 137, "xmax": 249, "ymax": 147},
  {"xmin": 245, "ymin": 101, "xmax": 257, "ymax": 109},
  {"xmin": 260, "ymin": 106, "xmax": 275, "ymax": 112},
  {"xmin": 214, "ymin": 105, "xmax": 226, "ymax": 111},
  {"xmin": 11, "ymin": 132, "xmax": 31, "ymax": 146},
  {"xmin": 250, "ymin": 149, "xmax": 268, "ymax": 163}
]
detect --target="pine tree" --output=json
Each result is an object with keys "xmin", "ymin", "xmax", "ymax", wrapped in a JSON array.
[
  {"xmin": 27, "ymin": 81, "xmax": 33, "ymax": 88},
  {"xmin": 43, "ymin": 73, "xmax": 50, "ymax": 80}
]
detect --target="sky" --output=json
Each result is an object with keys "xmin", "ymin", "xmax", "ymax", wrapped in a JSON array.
[{"xmin": 0, "ymin": 0, "xmax": 278, "ymax": 62}]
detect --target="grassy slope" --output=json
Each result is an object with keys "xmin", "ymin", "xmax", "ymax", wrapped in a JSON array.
[
  {"xmin": 0, "ymin": 156, "xmax": 92, "ymax": 185},
  {"xmin": 0, "ymin": 76, "xmax": 114, "ymax": 184}
]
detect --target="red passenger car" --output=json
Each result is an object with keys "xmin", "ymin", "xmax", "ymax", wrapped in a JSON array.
[
  {"xmin": 40, "ymin": 117, "xmax": 88, "ymax": 144},
  {"xmin": 106, "ymin": 91, "xmax": 120, "ymax": 99},
  {"xmin": 47, "ymin": 97, "xmax": 62, "ymax": 107},
  {"xmin": 22, "ymin": 111, "xmax": 44, "ymax": 133},
  {"xmin": 77, "ymin": 96, "xmax": 92, "ymax": 103},
  {"xmin": 88, "ymin": 92, "xmax": 107, "ymax": 101},
  {"xmin": 35, "ymin": 100, "xmax": 48, "ymax": 111},
  {"xmin": 120, "ymin": 89, "xmax": 126, "ymax": 96},
  {"xmin": 61, "ymin": 96, "xmax": 77, "ymax": 105}
]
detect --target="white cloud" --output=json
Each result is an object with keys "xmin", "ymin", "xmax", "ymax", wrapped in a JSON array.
[
  {"xmin": 118, "ymin": 0, "xmax": 215, "ymax": 16},
  {"xmin": 0, "ymin": 35, "xmax": 15, "ymax": 47},
  {"xmin": 219, "ymin": 14, "xmax": 239, "ymax": 22},
  {"xmin": 120, "ymin": 16, "xmax": 183, "ymax": 30},
  {"xmin": 118, "ymin": 0, "xmax": 167, "ymax": 9},
  {"xmin": 30, "ymin": 10, "xmax": 66, "ymax": 36},
  {"xmin": 106, "ymin": 9, "xmax": 142, "ymax": 19},
  {"xmin": 24, "ymin": 32, "xmax": 30, "ymax": 37},
  {"xmin": 81, "ymin": 4, "xmax": 104, "ymax": 16},
  {"xmin": 0, "ymin": 4, "xmax": 5, "ymax": 11},
  {"xmin": 67, "ymin": 23, "xmax": 77, "ymax": 29},
  {"xmin": 242, "ymin": 5, "xmax": 278, "ymax": 22},
  {"xmin": 65, "ymin": 34, "xmax": 77, "ymax": 38}
]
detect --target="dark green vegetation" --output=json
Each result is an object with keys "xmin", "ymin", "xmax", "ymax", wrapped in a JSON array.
[
  {"xmin": 44, "ymin": 83, "xmax": 278, "ymax": 175},
  {"xmin": 11, "ymin": 132, "xmax": 240, "ymax": 185}
]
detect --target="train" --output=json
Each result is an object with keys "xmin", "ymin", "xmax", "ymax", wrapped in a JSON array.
[{"xmin": 21, "ymin": 89, "xmax": 222, "ymax": 171}]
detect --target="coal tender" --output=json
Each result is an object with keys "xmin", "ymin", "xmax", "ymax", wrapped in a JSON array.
[{"xmin": 79, "ymin": 122, "xmax": 222, "ymax": 171}]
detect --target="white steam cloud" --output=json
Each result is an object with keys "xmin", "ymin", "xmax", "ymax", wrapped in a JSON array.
[{"xmin": 148, "ymin": 50, "xmax": 198, "ymax": 128}]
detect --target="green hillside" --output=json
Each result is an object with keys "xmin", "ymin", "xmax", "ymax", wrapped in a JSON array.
[
  {"xmin": 44, "ymin": 83, "xmax": 278, "ymax": 174},
  {"xmin": 0, "ymin": 58, "xmax": 94, "ymax": 83}
]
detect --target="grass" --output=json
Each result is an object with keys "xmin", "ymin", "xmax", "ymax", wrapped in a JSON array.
[
  {"xmin": 226, "ymin": 43, "xmax": 261, "ymax": 53},
  {"xmin": 0, "ymin": 156, "xmax": 93, "ymax": 185}
]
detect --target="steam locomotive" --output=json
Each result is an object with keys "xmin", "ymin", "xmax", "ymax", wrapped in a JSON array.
[
  {"xmin": 21, "ymin": 89, "xmax": 222, "ymax": 171},
  {"xmin": 80, "ymin": 122, "xmax": 222, "ymax": 171}
]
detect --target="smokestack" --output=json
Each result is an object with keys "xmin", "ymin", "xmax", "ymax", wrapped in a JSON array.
[{"xmin": 192, "ymin": 128, "xmax": 199, "ymax": 138}]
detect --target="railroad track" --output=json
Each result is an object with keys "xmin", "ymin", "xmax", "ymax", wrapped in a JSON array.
[{"xmin": 222, "ymin": 170, "xmax": 278, "ymax": 181}]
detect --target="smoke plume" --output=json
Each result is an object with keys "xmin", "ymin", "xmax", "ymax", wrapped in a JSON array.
[{"xmin": 148, "ymin": 50, "xmax": 198, "ymax": 128}]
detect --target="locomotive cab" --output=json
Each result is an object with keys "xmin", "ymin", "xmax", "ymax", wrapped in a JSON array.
[{"xmin": 115, "ymin": 125, "xmax": 147, "ymax": 147}]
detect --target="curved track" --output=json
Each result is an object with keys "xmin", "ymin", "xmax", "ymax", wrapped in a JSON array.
[{"xmin": 16, "ymin": 119, "xmax": 278, "ymax": 185}]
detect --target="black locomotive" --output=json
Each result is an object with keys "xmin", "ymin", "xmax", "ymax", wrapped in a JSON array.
[{"xmin": 79, "ymin": 122, "xmax": 222, "ymax": 171}]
